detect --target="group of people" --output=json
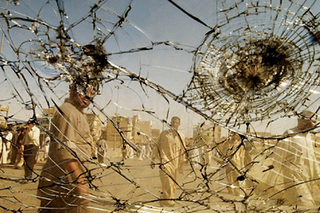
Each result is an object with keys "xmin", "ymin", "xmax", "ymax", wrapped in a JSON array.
[
  {"xmin": 0, "ymin": 120, "xmax": 42, "ymax": 182},
  {"xmin": 0, "ymin": 128, "xmax": 13, "ymax": 164},
  {"xmin": 149, "ymin": 111, "xmax": 320, "ymax": 209},
  {"xmin": 2, "ymin": 84, "xmax": 318, "ymax": 211},
  {"xmin": 121, "ymin": 142, "xmax": 153, "ymax": 160},
  {"xmin": 36, "ymin": 80, "xmax": 320, "ymax": 210}
]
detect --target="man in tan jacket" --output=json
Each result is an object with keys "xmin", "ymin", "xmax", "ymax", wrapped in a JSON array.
[
  {"xmin": 37, "ymin": 43, "xmax": 107, "ymax": 213},
  {"xmin": 151, "ymin": 116, "xmax": 186, "ymax": 207}
]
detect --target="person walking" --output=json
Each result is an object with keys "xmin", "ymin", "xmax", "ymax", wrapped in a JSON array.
[
  {"xmin": 21, "ymin": 120, "xmax": 40, "ymax": 182},
  {"xmin": 10, "ymin": 128, "xmax": 19, "ymax": 165},
  {"xmin": 41, "ymin": 134, "xmax": 50, "ymax": 161},
  {"xmin": 266, "ymin": 110, "xmax": 320, "ymax": 207},
  {"xmin": 37, "ymin": 43, "xmax": 107, "ymax": 213},
  {"xmin": 151, "ymin": 116, "xmax": 186, "ymax": 207},
  {"xmin": 217, "ymin": 131, "xmax": 252, "ymax": 196},
  {"xmin": 1, "ymin": 128, "xmax": 12, "ymax": 164},
  {"xmin": 96, "ymin": 135, "xmax": 108, "ymax": 163},
  {"xmin": 13, "ymin": 127, "xmax": 26, "ymax": 169},
  {"xmin": 37, "ymin": 81, "xmax": 99, "ymax": 213}
]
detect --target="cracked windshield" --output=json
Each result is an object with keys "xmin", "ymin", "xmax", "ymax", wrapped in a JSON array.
[{"xmin": 1, "ymin": 0, "xmax": 320, "ymax": 212}]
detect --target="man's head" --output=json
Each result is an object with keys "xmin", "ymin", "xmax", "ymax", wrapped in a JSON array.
[
  {"xmin": 297, "ymin": 110, "xmax": 317, "ymax": 131},
  {"xmin": 27, "ymin": 119, "xmax": 36, "ymax": 130},
  {"xmin": 69, "ymin": 82, "xmax": 98, "ymax": 109},
  {"xmin": 170, "ymin": 116, "xmax": 181, "ymax": 130},
  {"xmin": 68, "ymin": 43, "xmax": 107, "ymax": 109}
]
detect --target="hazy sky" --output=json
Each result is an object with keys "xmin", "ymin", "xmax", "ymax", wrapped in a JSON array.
[{"xmin": 0, "ymin": 0, "xmax": 320, "ymax": 137}]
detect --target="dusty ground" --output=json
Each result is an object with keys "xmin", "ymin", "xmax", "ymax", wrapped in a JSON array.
[{"xmin": 0, "ymin": 148, "xmax": 319, "ymax": 213}]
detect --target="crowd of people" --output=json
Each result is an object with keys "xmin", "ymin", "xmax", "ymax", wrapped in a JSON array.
[
  {"xmin": 148, "ymin": 111, "xmax": 320, "ymax": 209},
  {"xmin": 1, "ymin": 108, "xmax": 320, "ymax": 210},
  {"xmin": 0, "ymin": 119, "xmax": 43, "ymax": 182}
]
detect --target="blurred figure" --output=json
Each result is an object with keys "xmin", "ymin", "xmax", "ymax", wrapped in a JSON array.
[
  {"xmin": 0, "ymin": 131, "xmax": 2, "ymax": 163},
  {"xmin": 145, "ymin": 142, "xmax": 152, "ymax": 159},
  {"xmin": 10, "ymin": 128, "xmax": 19, "ymax": 165},
  {"xmin": 22, "ymin": 120, "xmax": 40, "ymax": 181},
  {"xmin": 266, "ymin": 110, "xmax": 320, "ymax": 207},
  {"xmin": 96, "ymin": 135, "xmax": 108, "ymax": 163},
  {"xmin": 121, "ymin": 143, "xmax": 128, "ymax": 159},
  {"xmin": 128, "ymin": 146, "xmax": 135, "ymax": 159},
  {"xmin": 218, "ymin": 132, "xmax": 252, "ymax": 196},
  {"xmin": 1, "ymin": 128, "xmax": 12, "ymax": 164},
  {"xmin": 188, "ymin": 141, "xmax": 200, "ymax": 168},
  {"xmin": 41, "ymin": 134, "xmax": 50, "ymax": 161},
  {"xmin": 150, "ymin": 116, "xmax": 186, "ymax": 207},
  {"xmin": 90, "ymin": 129, "xmax": 97, "ymax": 159},
  {"xmin": 13, "ymin": 127, "xmax": 26, "ymax": 169},
  {"xmin": 138, "ymin": 143, "xmax": 146, "ymax": 160}
]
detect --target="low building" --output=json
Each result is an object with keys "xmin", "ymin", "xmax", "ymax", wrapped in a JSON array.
[
  {"xmin": 105, "ymin": 114, "xmax": 160, "ymax": 149},
  {"xmin": 132, "ymin": 115, "xmax": 153, "ymax": 144},
  {"xmin": 106, "ymin": 115, "xmax": 132, "ymax": 149}
]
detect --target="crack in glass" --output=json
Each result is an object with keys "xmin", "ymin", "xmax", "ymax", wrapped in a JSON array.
[{"xmin": 0, "ymin": 0, "xmax": 319, "ymax": 212}]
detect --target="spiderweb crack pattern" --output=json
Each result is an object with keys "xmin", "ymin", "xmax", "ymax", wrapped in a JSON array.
[{"xmin": 183, "ymin": 0, "xmax": 320, "ymax": 126}]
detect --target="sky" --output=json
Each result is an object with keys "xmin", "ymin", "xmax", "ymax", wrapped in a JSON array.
[{"xmin": 0, "ymin": 0, "xmax": 320, "ymax": 137}]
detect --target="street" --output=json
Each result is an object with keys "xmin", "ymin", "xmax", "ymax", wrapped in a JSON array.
[{"xmin": 0, "ymin": 148, "xmax": 319, "ymax": 213}]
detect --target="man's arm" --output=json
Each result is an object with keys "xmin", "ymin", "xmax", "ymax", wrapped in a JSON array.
[{"xmin": 63, "ymin": 159, "xmax": 89, "ymax": 195}]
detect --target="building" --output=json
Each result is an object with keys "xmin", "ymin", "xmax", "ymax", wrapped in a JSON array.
[
  {"xmin": 132, "ymin": 115, "xmax": 153, "ymax": 144},
  {"xmin": 151, "ymin": 128, "xmax": 161, "ymax": 143},
  {"xmin": 105, "ymin": 114, "xmax": 161, "ymax": 149},
  {"xmin": 105, "ymin": 115, "xmax": 132, "ymax": 149}
]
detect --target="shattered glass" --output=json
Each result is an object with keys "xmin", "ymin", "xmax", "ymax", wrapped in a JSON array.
[{"xmin": 0, "ymin": 0, "xmax": 320, "ymax": 212}]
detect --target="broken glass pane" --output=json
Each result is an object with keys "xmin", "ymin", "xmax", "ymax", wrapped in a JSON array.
[{"xmin": 0, "ymin": 0, "xmax": 319, "ymax": 212}]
